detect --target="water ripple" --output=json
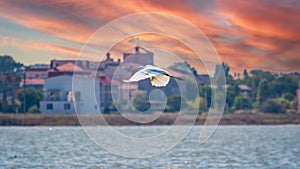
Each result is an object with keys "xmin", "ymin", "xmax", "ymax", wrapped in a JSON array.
[{"xmin": 0, "ymin": 126, "xmax": 299, "ymax": 169}]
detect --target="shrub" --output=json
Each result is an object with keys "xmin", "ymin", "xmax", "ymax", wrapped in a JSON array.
[
  {"xmin": 131, "ymin": 90, "xmax": 150, "ymax": 112},
  {"xmin": 260, "ymin": 99, "xmax": 286, "ymax": 114},
  {"xmin": 28, "ymin": 105, "xmax": 41, "ymax": 114},
  {"xmin": 166, "ymin": 95, "xmax": 185, "ymax": 112},
  {"xmin": 276, "ymin": 97, "xmax": 291, "ymax": 109},
  {"xmin": 233, "ymin": 96, "xmax": 252, "ymax": 110},
  {"xmin": 187, "ymin": 97, "xmax": 207, "ymax": 113}
]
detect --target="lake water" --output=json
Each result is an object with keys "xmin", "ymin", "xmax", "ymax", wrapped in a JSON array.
[{"xmin": 1, "ymin": 126, "xmax": 300, "ymax": 169}]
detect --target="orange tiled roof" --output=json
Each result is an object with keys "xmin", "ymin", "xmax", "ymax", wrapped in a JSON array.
[
  {"xmin": 21, "ymin": 78, "xmax": 44, "ymax": 86},
  {"xmin": 100, "ymin": 77, "xmax": 119, "ymax": 85},
  {"xmin": 49, "ymin": 62, "xmax": 83, "ymax": 72}
]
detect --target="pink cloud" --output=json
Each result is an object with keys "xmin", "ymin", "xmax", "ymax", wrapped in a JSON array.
[{"xmin": 0, "ymin": 0, "xmax": 299, "ymax": 73}]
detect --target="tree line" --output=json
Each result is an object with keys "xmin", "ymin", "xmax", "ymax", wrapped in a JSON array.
[
  {"xmin": 0, "ymin": 55, "xmax": 42, "ymax": 113},
  {"xmin": 205, "ymin": 63, "xmax": 300, "ymax": 114},
  {"xmin": 131, "ymin": 62, "xmax": 300, "ymax": 114},
  {"xmin": 1, "ymin": 55, "xmax": 299, "ymax": 114}
]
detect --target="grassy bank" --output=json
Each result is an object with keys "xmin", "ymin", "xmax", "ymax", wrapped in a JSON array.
[{"xmin": 0, "ymin": 112, "xmax": 300, "ymax": 126}]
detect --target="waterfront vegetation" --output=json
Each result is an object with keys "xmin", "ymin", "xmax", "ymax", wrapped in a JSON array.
[{"xmin": 1, "ymin": 112, "xmax": 300, "ymax": 126}]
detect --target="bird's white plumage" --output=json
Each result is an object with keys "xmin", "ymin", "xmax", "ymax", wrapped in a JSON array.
[
  {"xmin": 151, "ymin": 74, "xmax": 170, "ymax": 87},
  {"xmin": 124, "ymin": 65, "xmax": 171, "ymax": 87}
]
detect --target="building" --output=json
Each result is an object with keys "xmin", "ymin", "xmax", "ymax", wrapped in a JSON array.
[
  {"xmin": 99, "ymin": 76, "xmax": 119, "ymax": 113},
  {"xmin": 40, "ymin": 54, "xmax": 121, "ymax": 114},
  {"xmin": 50, "ymin": 58, "xmax": 105, "ymax": 71},
  {"xmin": 40, "ymin": 61, "xmax": 101, "ymax": 114},
  {"xmin": 48, "ymin": 62, "xmax": 84, "ymax": 77},
  {"xmin": 20, "ymin": 78, "xmax": 44, "ymax": 90},
  {"xmin": 40, "ymin": 74, "xmax": 100, "ymax": 114},
  {"xmin": 26, "ymin": 64, "xmax": 50, "ymax": 79},
  {"xmin": 40, "ymin": 75, "xmax": 75, "ymax": 114},
  {"xmin": 238, "ymin": 84, "xmax": 253, "ymax": 98},
  {"xmin": 98, "ymin": 53, "xmax": 121, "ymax": 79},
  {"xmin": 22, "ymin": 64, "xmax": 50, "ymax": 90},
  {"xmin": 123, "ymin": 46, "xmax": 154, "ymax": 65}
]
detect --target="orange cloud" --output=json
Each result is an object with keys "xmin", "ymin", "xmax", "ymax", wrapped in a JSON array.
[
  {"xmin": 0, "ymin": 0, "xmax": 299, "ymax": 73},
  {"xmin": 213, "ymin": 0, "xmax": 300, "ymax": 73},
  {"xmin": 217, "ymin": 1, "xmax": 300, "ymax": 40}
]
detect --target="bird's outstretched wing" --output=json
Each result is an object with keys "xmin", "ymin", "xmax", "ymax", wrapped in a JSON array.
[
  {"xmin": 150, "ymin": 74, "xmax": 170, "ymax": 87},
  {"xmin": 123, "ymin": 65, "xmax": 175, "ymax": 87},
  {"xmin": 123, "ymin": 68, "xmax": 161, "ymax": 82}
]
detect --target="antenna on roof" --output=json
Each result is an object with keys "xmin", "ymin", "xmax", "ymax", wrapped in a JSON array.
[
  {"xmin": 135, "ymin": 38, "xmax": 140, "ymax": 52},
  {"xmin": 136, "ymin": 38, "xmax": 140, "ymax": 47}
]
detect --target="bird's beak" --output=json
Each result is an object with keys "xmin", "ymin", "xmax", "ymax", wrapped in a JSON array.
[{"xmin": 131, "ymin": 67, "xmax": 138, "ymax": 71}]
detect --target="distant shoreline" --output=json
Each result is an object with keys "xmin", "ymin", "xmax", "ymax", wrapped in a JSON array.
[{"xmin": 0, "ymin": 112, "xmax": 300, "ymax": 126}]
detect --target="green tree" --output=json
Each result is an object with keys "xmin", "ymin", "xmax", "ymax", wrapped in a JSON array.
[
  {"xmin": 256, "ymin": 79, "xmax": 270, "ymax": 108},
  {"xmin": 0, "ymin": 97, "xmax": 21, "ymax": 113},
  {"xmin": 212, "ymin": 63, "xmax": 226, "ymax": 112},
  {"xmin": 185, "ymin": 79, "xmax": 197, "ymax": 101},
  {"xmin": 243, "ymin": 69, "xmax": 249, "ymax": 78},
  {"xmin": 222, "ymin": 62, "xmax": 231, "ymax": 79},
  {"xmin": 226, "ymin": 83, "xmax": 239, "ymax": 108},
  {"xmin": 131, "ymin": 90, "xmax": 150, "ymax": 112},
  {"xmin": 276, "ymin": 97, "xmax": 291, "ymax": 109},
  {"xmin": 166, "ymin": 95, "xmax": 185, "ymax": 112},
  {"xmin": 18, "ymin": 87, "xmax": 43, "ymax": 113},
  {"xmin": 233, "ymin": 96, "xmax": 252, "ymax": 110},
  {"xmin": 198, "ymin": 84, "xmax": 211, "ymax": 108},
  {"xmin": 0, "ymin": 55, "xmax": 24, "ymax": 73}
]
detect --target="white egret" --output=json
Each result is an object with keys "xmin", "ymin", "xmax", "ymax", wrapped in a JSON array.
[{"xmin": 123, "ymin": 65, "xmax": 183, "ymax": 87}]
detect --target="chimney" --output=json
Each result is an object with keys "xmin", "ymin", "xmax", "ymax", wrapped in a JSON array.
[
  {"xmin": 106, "ymin": 52, "xmax": 111, "ymax": 60},
  {"xmin": 135, "ymin": 46, "xmax": 139, "ymax": 52}
]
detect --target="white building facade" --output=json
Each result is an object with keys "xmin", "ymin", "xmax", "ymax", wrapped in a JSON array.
[{"xmin": 40, "ymin": 74, "xmax": 100, "ymax": 114}]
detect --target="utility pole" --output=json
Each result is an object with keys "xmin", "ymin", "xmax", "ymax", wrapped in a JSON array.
[
  {"xmin": 136, "ymin": 38, "xmax": 140, "ymax": 47},
  {"xmin": 21, "ymin": 66, "xmax": 26, "ymax": 113},
  {"xmin": 24, "ymin": 71, "xmax": 26, "ymax": 113}
]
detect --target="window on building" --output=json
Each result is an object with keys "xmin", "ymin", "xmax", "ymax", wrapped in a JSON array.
[
  {"xmin": 48, "ymin": 90, "xmax": 60, "ymax": 101},
  {"xmin": 46, "ymin": 104, "xmax": 53, "ymax": 110},
  {"xmin": 105, "ymin": 85, "xmax": 110, "ymax": 91},
  {"xmin": 64, "ymin": 103, "xmax": 71, "ymax": 110},
  {"xmin": 90, "ymin": 62, "xmax": 95, "ymax": 68}
]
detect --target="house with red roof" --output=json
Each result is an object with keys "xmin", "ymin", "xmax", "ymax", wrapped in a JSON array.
[
  {"xmin": 23, "ymin": 64, "xmax": 50, "ymax": 90},
  {"xmin": 40, "ymin": 53, "xmax": 121, "ymax": 114}
]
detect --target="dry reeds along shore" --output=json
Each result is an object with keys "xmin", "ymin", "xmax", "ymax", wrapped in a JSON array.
[{"xmin": 0, "ymin": 112, "xmax": 300, "ymax": 126}]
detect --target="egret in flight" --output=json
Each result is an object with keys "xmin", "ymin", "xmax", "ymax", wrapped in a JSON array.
[{"xmin": 124, "ymin": 65, "xmax": 183, "ymax": 87}]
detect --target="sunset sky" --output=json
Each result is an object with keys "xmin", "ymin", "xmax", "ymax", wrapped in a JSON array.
[{"xmin": 0, "ymin": 0, "xmax": 299, "ymax": 74}]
